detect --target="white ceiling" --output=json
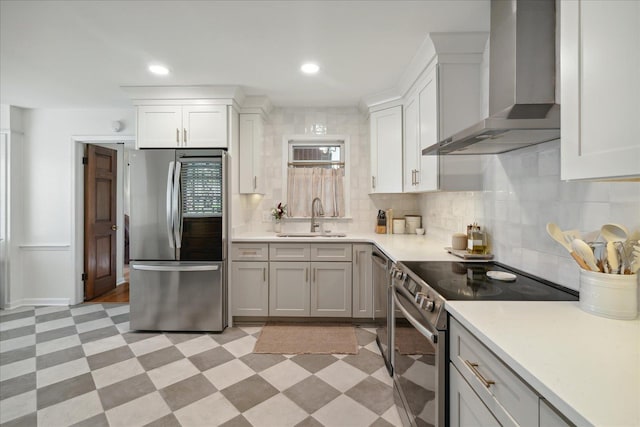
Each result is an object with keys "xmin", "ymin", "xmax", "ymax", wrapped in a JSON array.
[{"xmin": 0, "ymin": 0, "xmax": 489, "ymax": 109}]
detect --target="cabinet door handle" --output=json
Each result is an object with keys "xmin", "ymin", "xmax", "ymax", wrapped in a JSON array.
[
  {"xmin": 464, "ymin": 360, "xmax": 495, "ymax": 388},
  {"xmin": 253, "ymin": 176, "xmax": 257, "ymax": 190},
  {"xmin": 355, "ymin": 251, "xmax": 359, "ymax": 265},
  {"xmin": 176, "ymin": 128, "xmax": 180, "ymax": 145},
  {"xmin": 372, "ymin": 176, "xmax": 376, "ymax": 189},
  {"xmin": 183, "ymin": 128, "xmax": 187, "ymax": 144},
  {"xmin": 415, "ymin": 170, "xmax": 419, "ymax": 185},
  {"xmin": 305, "ymin": 268, "xmax": 309, "ymax": 282},
  {"xmin": 263, "ymin": 267, "xmax": 266, "ymax": 282}
]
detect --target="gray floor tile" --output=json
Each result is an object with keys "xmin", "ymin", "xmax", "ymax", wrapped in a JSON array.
[
  {"xmin": 35, "ymin": 309, "xmax": 71, "ymax": 324},
  {"xmin": 211, "ymin": 327, "xmax": 248, "ymax": 345},
  {"xmin": 0, "ymin": 346, "xmax": 35, "ymax": 366},
  {"xmin": 37, "ymin": 372, "xmax": 97, "ymax": 410},
  {"xmin": 290, "ymin": 354, "xmax": 339, "ymax": 373},
  {"xmin": 189, "ymin": 346, "xmax": 235, "ymax": 371},
  {"xmin": 0, "ymin": 325, "xmax": 35, "ymax": 341},
  {"xmin": 69, "ymin": 412, "xmax": 110, "ymax": 427},
  {"xmin": 0, "ymin": 309, "xmax": 36, "ymax": 324},
  {"xmin": 36, "ymin": 325, "xmax": 77, "ymax": 343},
  {"xmin": 138, "ymin": 346, "xmax": 184, "ymax": 371},
  {"xmin": 0, "ymin": 372, "xmax": 36, "ymax": 400},
  {"xmin": 87, "ymin": 345, "xmax": 135, "ymax": 371},
  {"xmin": 122, "ymin": 331, "xmax": 158, "ymax": 344},
  {"xmin": 36, "ymin": 345, "xmax": 85, "ymax": 370},
  {"xmin": 221, "ymin": 374, "xmax": 279, "ymax": 412},
  {"xmin": 164, "ymin": 332, "xmax": 204, "ymax": 345},
  {"xmin": 143, "ymin": 413, "xmax": 182, "ymax": 427},
  {"xmin": 78, "ymin": 326, "xmax": 119, "ymax": 344},
  {"xmin": 343, "ymin": 348, "xmax": 385, "ymax": 374},
  {"xmin": 295, "ymin": 416, "xmax": 325, "ymax": 427},
  {"xmin": 355, "ymin": 328, "xmax": 377, "ymax": 346},
  {"xmin": 284, "ymin": 375, "xmax": 341, "ymax": 414},
  {"xmin": 219, "ymin": 414, "xmax": 254, "ymax": 427},
  {"xmin": 158, "ymin": 373, "xmax": 217, "ymax": 411},
  {"xmin": 0, "ymin": 412, "xmax": 37, "ymax": 427},
  {"xmin": 97, "ymin": 373, "xmax": 155, "ymax": 411},
  {"xmin": 345, "ymin": 377, "xmax": 395, "ymax": 415},
  {"xmin": 239, "ymin": 352, "xmax": 287, "ymax": 373},
  {"xmin": 371, "ymin": 417, "xmax": 397, "ymax": 427},
  {"xmin": 110, "ymin": 313, "xmax": 129, "ymax": 325},
  {"xmin": 73, "ymin": 310, "xmax": 108, "ymax": 324}
]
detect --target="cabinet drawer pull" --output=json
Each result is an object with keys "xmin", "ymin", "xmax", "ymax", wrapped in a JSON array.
[
  {"xmin": 241, "ymin": 250, "xmax": 258, "ymax": 256},
  {"xmin": 464, "ymin": 360, "xmax": 495, "ymax": 388},
  {"xmin": 176, "ymin": 128, "xmax": 180, "ymax": 145}
]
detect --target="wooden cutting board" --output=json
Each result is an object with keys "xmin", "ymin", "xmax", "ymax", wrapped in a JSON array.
[{"xmin": 445, "ymin": 247, "xmax": 494, "ymax": 260}]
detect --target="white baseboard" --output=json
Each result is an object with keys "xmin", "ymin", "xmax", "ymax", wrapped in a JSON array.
[{"xmin": 7, "ymin": 298, "xmax": 71, "ymax": 309}]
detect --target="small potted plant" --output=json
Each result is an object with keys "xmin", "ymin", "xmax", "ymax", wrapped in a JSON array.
[{"xmin": 271, "ymin": 202, "xmax": 287, "ymax": 233}]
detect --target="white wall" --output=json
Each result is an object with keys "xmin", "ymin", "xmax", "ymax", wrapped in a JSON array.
[
  {"xmin": 234, "ymin": 107, "xmax": 418, "ymax": 234},
  {"xmin": 13, "ymin": 107, "xmax": 134, "ymax": 307},
  {"xmin": 418, "ymin": 140, "xmax": 640, "ymax": 290}
]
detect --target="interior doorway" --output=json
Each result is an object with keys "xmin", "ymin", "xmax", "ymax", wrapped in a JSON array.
[{"xmin": 72, "ymin": 136, "xmax": 134, "ymax": 304}]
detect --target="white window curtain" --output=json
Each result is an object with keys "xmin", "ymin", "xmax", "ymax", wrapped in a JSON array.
[{"xmin": 287, "ymin": 167, "xmax": 345, "ymax": 217}]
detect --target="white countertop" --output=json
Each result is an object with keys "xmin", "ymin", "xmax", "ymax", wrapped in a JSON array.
[
  {"xmin": 232, "ymin": 232, "xmax": 461, "ymax": 262},
  {"xmin": 446, "ymin": 301, "xmax": 640, "ymax": 427}
]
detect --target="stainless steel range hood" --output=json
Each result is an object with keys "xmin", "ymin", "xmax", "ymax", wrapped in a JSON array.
[{"xmin": 423, "ymin": 0, "xmax": 559, "ymax": 156}]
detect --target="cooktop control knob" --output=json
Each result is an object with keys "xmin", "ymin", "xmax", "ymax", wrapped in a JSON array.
[{"xmin": 423, "ymin": 300, "xmax": 435, "ymax": 312}]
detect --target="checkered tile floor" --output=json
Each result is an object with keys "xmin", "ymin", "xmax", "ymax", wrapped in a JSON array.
[{"xmin": 0, "ymin": 304, "xmax": 401, "ymax": 427}]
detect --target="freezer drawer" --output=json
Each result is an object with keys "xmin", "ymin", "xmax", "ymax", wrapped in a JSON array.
[{"xmin": 130, "ymin": 261, "xmax": 226, "ymax": 332}]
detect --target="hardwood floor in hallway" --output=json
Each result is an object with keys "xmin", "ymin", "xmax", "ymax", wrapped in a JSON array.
[{"xmin": 89, "ymin": 266, "xmax": 129, "ymax": 303}]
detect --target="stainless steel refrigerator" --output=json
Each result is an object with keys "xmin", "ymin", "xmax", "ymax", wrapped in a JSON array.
[{"xmin": 129, "ymin": 149, "xmax": 227, "ymax": 332}]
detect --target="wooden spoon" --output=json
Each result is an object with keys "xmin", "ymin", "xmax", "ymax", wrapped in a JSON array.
[
  {"xmin": 571, "ymin": 239, "xmax": 599, "ymax": 272},
  {"xmin": 546, "ymin": 223, "xmax": 591, "ymax": 270}
]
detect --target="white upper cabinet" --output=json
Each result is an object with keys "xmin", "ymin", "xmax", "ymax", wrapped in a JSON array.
[
  {"xmin": 239, "ymin": 113, "xmax": 265, "ymax": 194},
  {"xmin": 403, "ymin": 94, "xmax": 420, "ymax": 192},
  {"xmin": 417, "ymin": 68, "xmax": 439, "ymax": 192},
  {"xmin": 561, "ymin": 0, "xmax": 640, "ymax": 180},
  {"xmin": 370, "ymin": 105, "xmax": 403, "ymax": 193},
  {"xmin": 137, "ymin": 104, "xmax": 228, "ymax": 149}
]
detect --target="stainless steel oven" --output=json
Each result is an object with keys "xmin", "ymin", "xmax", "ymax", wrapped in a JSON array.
[{"xmin": 389, "ymin": 261, "xmax": 578, "ymax": 427}]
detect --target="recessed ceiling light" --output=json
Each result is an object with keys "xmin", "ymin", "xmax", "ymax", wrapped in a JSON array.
[
  {"xmin": 148, "ymin": 64, "xmax": 170, "ymax": 75},
  {"xmin": 301, "ymin": 63, "xmax": 320, "ymax": 74}
]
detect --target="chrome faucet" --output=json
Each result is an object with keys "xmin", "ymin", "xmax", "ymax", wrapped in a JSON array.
[{"xmin": 310, "ymin": 197, "xmax": 324, "ymax": 233}]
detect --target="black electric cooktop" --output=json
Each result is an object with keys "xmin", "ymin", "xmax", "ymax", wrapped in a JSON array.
[{"xmin": 399, "ymin": 261, "xmax": 578, "ymax": 302}]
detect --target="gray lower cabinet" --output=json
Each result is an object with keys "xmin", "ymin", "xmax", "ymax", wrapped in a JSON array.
[
  {"xmin": 352, "ymin": 244, "xmax": 373, "ymax": 318},
  {"xmin": 310, "ymin": 262, "xmax": 352, "ymax": 317},
  {"xmin": 450, "ymin": 362, "xmax": 500, "ymax": 427},
  {"xmin": 231, "ymin": 261, "xmax": 269, "ymax": 316},
  {"xmin": 269, "ymin": 261, "xmax": 310, "ymax": 316}
]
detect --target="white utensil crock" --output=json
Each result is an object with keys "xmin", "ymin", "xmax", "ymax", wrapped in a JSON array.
[{"xmin": 579, "ymin": 270, "xmax": 638, "ymax": 320}]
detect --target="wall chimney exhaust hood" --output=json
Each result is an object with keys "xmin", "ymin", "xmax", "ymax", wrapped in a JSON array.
[{"xmin": 423, "ymin": 0, "xmax": 559, "ymax": 156}]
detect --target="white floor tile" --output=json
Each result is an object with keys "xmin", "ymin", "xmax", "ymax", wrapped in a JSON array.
[
  {"xmin": 0, "ymin": 390, "xmax": 36, "ymax": 424},
  {"xmin": 370, "ymin": 366, "xmax": 394, "ymax": 387},
  {"xmin": 1, "ymin": 334, "xmax": 36, "ymax": 353},
  {"xmin": 243, "ymin": 393, "xmax": 308, "ymax": 427},
  {"xmin": 259, "ymin": 359, "xmax": 311, "ymax": 392},
  {"xmin": 75, "ymin": 317, "xmax": 115, "ymax": 334},
  {"xmin": 175, "ymin": 335, "xmax": 219, "ymax": 357},
  {"xmin": 0, "ymin": 357, "xmax": 35, "ymax": 382},
  {"xmin": 37, "ymin": 390, "xmax": 103, "ymax": 427},
  {"xmin": 70, "ymin": 304, "xmax": 103, "ymax": 316},
  {"xmin": 105, "ymin": 305, "xmax": 129, "ymax": 317},
  {"xmin": 128, "ymin": 334, "xmax": 173, "ymax": 357},
  {"xmin": 147, "ymin": 358, "xmax": 200, "ymax": 390},
  {"xmin": 0, "ymin": 316, "xmax": 35, "ymax": 332},
  {"xmin": 222, "ymin": 334, "xmax": 256, "ymax": 358},
  {"xmin": 116, "ymin": 322, "xmax": 130, "ymax": 333},
  {"xmin": 174, "ymin": 392, "xmax": 239, "ymax": 426},
  {"xmin": 381, "ymin": 404, "xmax": 402, "ymax": 426},
  {"xmin": 312, "ymin": 394, "xmax": 378, "ymax": 427},
  {"xmin": 203, "ymin": 359, "xmax": 255, "ymax": 391},
  {"xmin": 36, "ymin": 334, "xmax": 81, "ymax": 356},
  {"xmin": 91, "ymin": 358, "xmax": 144, "ymax": 389},
  {"xmin": 364, "ymin": 340, "xmax": 382, "ymax": 356},
  {"xmin": 0, "ymin": 306, "xmax": 34, "ymax": 317},
  {"xmin": 105, "ymin": 391, "xmax": 170, "ymax": 427},
  {"xmin": 238, "ymin": 325, "xmax": 262, "ymax": 335},
  {"xmin": 34, "ymin": 306, "xmax": 68, "ymax": 316},
  {"xmin": 315, "ymin": 360, "xmax": 368, "ymax": 392},
  {"xmin": 37, "ymin": 357, "xmax": 90, "ymax": 388},
  {"xmin": 82, "ymin": 334, "xmax": 128, "ymax": 357},
  {"xmin": 35, "ymin": 316, "xmax": 74, "ymax": 333}
]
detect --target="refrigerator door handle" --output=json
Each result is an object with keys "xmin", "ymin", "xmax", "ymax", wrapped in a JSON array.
[
  {"xmin": 172, "ymin": 161, "xmax": 182, "ymax": 249},
  {"xmin": 132, "ymin": 264, "xmax": 220, "ymax": 272},
  {"xmin": 166, "ymin": 161, "xmax": 176, "ymax": 249}
]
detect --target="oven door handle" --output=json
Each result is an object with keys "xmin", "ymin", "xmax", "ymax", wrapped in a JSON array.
[{"xmin": 393, "ymin": 290, "xmax": 438, "ymax": 344}]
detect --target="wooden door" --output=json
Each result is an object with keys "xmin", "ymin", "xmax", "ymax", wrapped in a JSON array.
[{"xmin": 84, "ymin": 145, "xmax": 117, "ymax": 300}]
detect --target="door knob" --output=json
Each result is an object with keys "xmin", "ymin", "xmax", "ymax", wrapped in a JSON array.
[{"xmin": 111, "ymin": 225, "xmax": 118, "ymax": 231}]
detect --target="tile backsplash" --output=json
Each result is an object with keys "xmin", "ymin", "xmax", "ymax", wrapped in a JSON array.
[{"xmin": 418, "ymin": 140, "xmax": 640, "ymax": 290}]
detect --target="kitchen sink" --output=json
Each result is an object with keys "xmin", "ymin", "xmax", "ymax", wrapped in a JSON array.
[{"xmin": 276, "ymin": 232, "xmax": 347, "ymax": 238}]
